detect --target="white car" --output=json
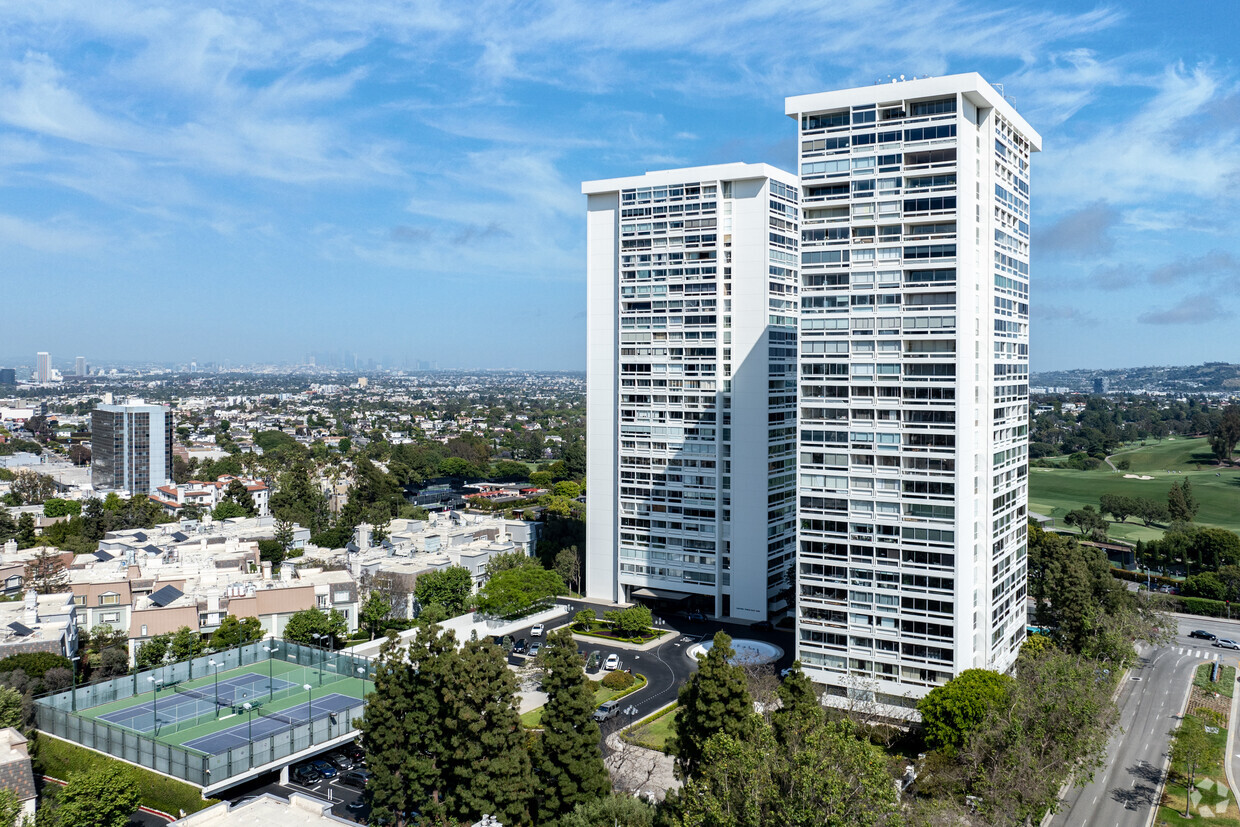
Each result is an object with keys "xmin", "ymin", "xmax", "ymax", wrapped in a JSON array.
[
  {"xmin": 603, "ymin": 654, "xmax": 620, "ymax": 671},
  {"xmin": 531, "ymin": 624, "xmax": 544, "ymax": 638}
]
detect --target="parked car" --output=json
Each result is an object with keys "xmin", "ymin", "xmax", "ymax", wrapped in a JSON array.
[
  {"xmin": 592, "ymin": 700, "xmax": 620, "ymax": 722},
  {"xmin": 341, "ymin": 743, "xmax": 365, "ymax": 763},
  {"xmin": 586, "ymin": 651, "xmax": 602, "ymax": 671},
  {"xmin": 686, "ymin": 610, "xmax": 706, "ymax": 622},
  {"xmin": 340, "ymin": 769, "xmax": 372, "ymax": 788},
  {"xmin": 309, "ymin": 759, "xmax": 338, "ymax": 779},
  {"xmin": 346, "ymin": 798, "xmax": 367, "ymax": 815},
  {"xmin": 292, "ymin": 764, "xmax": 321, "ymax": 785},
  {"xmin": 326, "ymin": 751, "xmax": 355, "ymax": 770},
  {"xmin": 1190, "ymin": 630, "xmax": 1217, "ymax": 641},
  {"xmin": 528, "ymin": 642, "xmax": 541, "ymax": 657},
  {"xmin": 531, "ymin": 624, "xmax": 544, "ymax": 637},
  {"xmin": 603, "ymin": 653, "xmax": 620, "ymax": 671},
  {"xmin": 1218, "ymin": 639, "xmax": 1240, "ymax": 650},
  {"xmin": 513, "ymin": 638, "xmax": 528, "ymax": 655}
]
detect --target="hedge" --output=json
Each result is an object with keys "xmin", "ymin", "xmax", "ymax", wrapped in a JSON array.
[
  {"xmin": 1175, "ymin": 596, "xmax": 1232, "ymax": 619},
  {"xmin": 601, "ymin": 670, "xmax": 636, "ymax": 690},
  {"xmin": 0, "ymin": 652, "xmax": 71, "ymax": 678},
  {"xmin": 1110, "ymin": 567, "xmax": 1180, "ymax": 589},
  {"xmin": 32, "ymin": 734, "xmax": 217, "ymax": 817}
]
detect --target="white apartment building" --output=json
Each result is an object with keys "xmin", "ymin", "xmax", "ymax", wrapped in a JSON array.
[
  {"xmin": 35, "ymin": 353, "xmax": 50, "ymax": 385},
  {"xmin": 584, "ymin": 163, "xmax": 800, "ymax": 622},
  {"xmin": 787, "ymin": 73, "xmax": 1039, "ymax": 712}
]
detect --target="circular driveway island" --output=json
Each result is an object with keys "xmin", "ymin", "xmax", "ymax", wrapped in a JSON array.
[{"xmin": 686, "ymin": 638, "xmax": 783, "ymax": 665}]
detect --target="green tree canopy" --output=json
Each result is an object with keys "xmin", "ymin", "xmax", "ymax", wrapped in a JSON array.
[
  {"xmin": 604, "ymin": 605, "xmax": 653, "ymax": 637},
  {"xmin": 54, "ymin": 763, "xmax": 141, "ymax": 827},
  {"xmin": 169, "ymin": 626, "xmax": 204, "ymax": 661},
  {"xmin": 672, "ymin": 631, "xmax": 754, "ymax": 779},
  {"xmin": 210, "ymin": 615, "xmax": 264, "ymax": 649},
  {"xmin": 1170, "ymin": 714, "xmax": 1214, "ymax": 817},
  {"xmin": 282, "ymin": 608, "xmax": 347, "ymax": 647},
  {"xmin": 360, "ymin": 591, "xmax": 392, "ymax": 640},
  {"xmin": 414, "ymin": 566, "xmax": 474, "ymax": 617},
  {"xmin": 533, "ymin": 627, "xmax": 609, "ymax": 822},
  {"xmin": 211, "ymin": 500, "xmax": 248, "ymax": 521},
  {"xmin": 134, "ymin": 634, "xmax": 171, "ymax": 669},
  {"xmin": 918, "ymin": 669, "xmax": 1014, "ymax": 756},
  {"xmin": 474, "ymin": 565, "xmax": 565, "ymax": 619}
]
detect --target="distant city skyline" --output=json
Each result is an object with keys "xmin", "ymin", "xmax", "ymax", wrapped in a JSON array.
[{"xmin": 0, "ymin": 1, "xmax": 1236, "ymax": 370}]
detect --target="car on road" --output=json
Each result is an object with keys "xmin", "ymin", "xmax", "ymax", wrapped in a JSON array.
[
  {"xmin": 513, "ymin": 638, "xmax": 528, "ymax": 655},
  {"xmin": 531, "ymin": 624, "xmax": 544, "ymax": 637},
  {"xmin": 528, "ymin": 642, "xmax": 541, "ymax": 657},
  {"xmin": 586, "ymin": 651, "xmax": 602, "ymax": 671},
  {"xmin": 309, "ymin": 759, "xmax": 338, "ymax": 778},
  {"xmin": 1190, "ymin": 630, "xmax": 1218, "ymax": 641},
  {"xmin": 1218, "ymin": 639, "xmax": 1240, "ymax": 650},
  {"xmin": 340, "ymin": 769, "xmax": 372, "ymax": 788},
  {"xmin": 291, "ymin": 764, "xmax": 321, "ymax": 785},
  {"xmin": 603, "ymin": 653, "xmax": 620, "ymax": 671},
  {"xmin": 592, "ymin": 700, "xmax": 620, "ymax": 722}
]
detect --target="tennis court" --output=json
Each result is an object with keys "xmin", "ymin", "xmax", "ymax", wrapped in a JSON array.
[
  {"xmin": 72, "ymin": 644, "xmax": 371, "ymax": 756},
  {"xmin": 183, "ymin": 692, "xmax": 359, "ymax": 754}
]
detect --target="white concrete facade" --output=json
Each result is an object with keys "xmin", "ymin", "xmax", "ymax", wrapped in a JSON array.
[
  {"xmin": 584, "ymin": 163, "xmax": 799, "ymax": 621},
  {"xmin": 787, "ymin": 73, "xmax": 1040, "ymax": 712}
]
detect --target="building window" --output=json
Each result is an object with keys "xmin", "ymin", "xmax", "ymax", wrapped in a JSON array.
[
  {"xmin": 101, "ymin": 613, "xmax": 120, "ymax": 624},
  {"xmin": 140, "ymin": 625, "xmax": 148, "ymax": 636},
  {"xmin": 99, "ymin": 593, "xmax": 120, "ymax": 606}
]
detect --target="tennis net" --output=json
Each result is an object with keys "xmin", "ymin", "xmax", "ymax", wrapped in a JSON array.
[
  {"xmin": 256, "ymin": 704, "xmax": 306, "ymax": 728},
  {"xmin": 172, "ymin": 683, "xmax": 225, "ymax": 708}
]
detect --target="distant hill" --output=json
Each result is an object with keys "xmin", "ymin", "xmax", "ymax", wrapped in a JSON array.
[{"xmin": 1032, "ymin": 362, "xmax": 1240, "ymax": 395}]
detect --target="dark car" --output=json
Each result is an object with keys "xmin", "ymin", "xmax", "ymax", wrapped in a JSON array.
[
  {"xmin": 292, "ymin": 764, "xmax": 321, "ymax": 785},
  {"xmin": 309, "ymin": 758, "xmax": 338, "ymax": 778},
  {"xmin": 1190, "ymin": 630, "xmax": 1217, "ymax": 641},
  {"xmin": 513, "ymin": 638, "xmax": 528, "ymax": 655},
  {"xmin": 341, "ymin": 743, "xmax": 365, "ymax": 763},
  {"xmin": 340, "ymin": 769, "xmax": 372, "ymax": 788},
  {"xmin": 326, "ymin": 751, "xmax": 355, "ymax": 770}
]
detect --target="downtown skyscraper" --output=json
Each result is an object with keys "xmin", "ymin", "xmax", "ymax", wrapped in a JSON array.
[{"xmin": 787, "ymin": 74, "xmax": 1038, "ymax": 712}]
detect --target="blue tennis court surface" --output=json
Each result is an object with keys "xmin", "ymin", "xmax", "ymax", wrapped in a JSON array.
[
  {"xmin": 183, "ymin": 693, "xmax": 360, "ymax": 755},
  {"xmin": 98, "ymin": 673, "xmax": 295, "ymax": 735}
]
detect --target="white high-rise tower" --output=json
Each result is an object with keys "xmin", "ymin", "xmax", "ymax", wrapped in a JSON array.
[
  {"xmin": 584, "ymin": 163, "xmax": 800, "ymax": 622},
  {"xmin": 36, "ymin": 352, "xmax": 50, "ymax": 384},
  {"xmin": 786, "ymin": 74, "xmax": 1039, "ymax": 714}
]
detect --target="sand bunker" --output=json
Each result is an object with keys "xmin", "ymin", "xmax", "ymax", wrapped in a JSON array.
[{"xmin": 1123, "ymin": 474, "xmax": 1154, "ymax": 480}]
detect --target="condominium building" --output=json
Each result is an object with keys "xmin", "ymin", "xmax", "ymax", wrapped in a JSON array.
[
  {"xmin": 75, "ymin": 357, "xmax": 87, "ymax": 377},
  {"xmin": 583, "ymin": 163, "xmax": 800, "ymax": 622},
  {"xmin": 91, "ymin": 399, "xmax": 175, "ymax": 495},
  {"xmin": 35, "ymin": 353, "xmax": 50, "ymax": 385},
  {"xmin": 787, "ymin": 73, "xmax": 1039, "ymax": 712}
]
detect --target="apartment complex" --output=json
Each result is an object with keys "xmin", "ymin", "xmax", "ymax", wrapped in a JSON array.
[
  {"xmin": 91, "ymin": 399, "xmax": 175, "ymax": 495},
  {"xmin": 583, "ymin": 74, "xmax": 1038, "ymax": 711},
  {"xmin": 787, "ymin": 73, "xmax": 1038, "ymax": 710},
  {"xmin": 35, "ymin": 353, "xmax": 50, "ymax": 385},
  {"xmin": 584, "ymin": 163, "xmax": 800, "ymax": 622}
]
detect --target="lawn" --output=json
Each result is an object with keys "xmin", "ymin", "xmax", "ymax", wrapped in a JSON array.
[
  {"xmin": 1194, "ymin": 663, "xmax": 1236, "ymax": 699},
  {"xmin": 1029, "ymin": 439, "xmax": 1240, "ymax": 542},
  {"xmin": 520, "ymin": 675, "xmax": 647, "ymax": 728},
  {"xmin": 1158, "ymin": 713, "xmax": 1239, "ymax": 825},
  {"xmin": 625, "ymin": 706, "xmax": 677, "ymax": 752}
]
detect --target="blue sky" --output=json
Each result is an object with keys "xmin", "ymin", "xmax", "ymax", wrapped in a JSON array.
[{"xmin": 1, "ymin": 0, "xmax": 1237, "ymax": 371}]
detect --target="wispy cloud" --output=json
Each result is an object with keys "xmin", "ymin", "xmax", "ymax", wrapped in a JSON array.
[{"xmin": 1138, "ymin": 294, "xmax": 1230, "ymax": 325}]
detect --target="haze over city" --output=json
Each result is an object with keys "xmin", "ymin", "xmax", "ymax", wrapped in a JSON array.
[{"xmin": 2, "ymin": 0, "xmax": 1237, "ymax": 370}]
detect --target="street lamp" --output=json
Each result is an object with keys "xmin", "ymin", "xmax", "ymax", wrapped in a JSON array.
[
  {"xmin": 262, "ymin": 644, "xmax": 278, "ymax": 700},
  {"xmin": 70, "ymin": 656, "xmax": 80, "ymax": 712},
  {"xmin": 146, "ymin": 676, "xmax": 163, "ymax": 733},
  {"xmin": 356, "ymin": 665, "xmax": 368, "ymax": 695},
  {"xmin": 208, "ymin": 659, "xmax": 221, "ymax": 717}
]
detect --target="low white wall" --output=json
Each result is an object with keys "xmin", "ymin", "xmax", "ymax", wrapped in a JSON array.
[{"xmin": 345, "ymin": 603, "xmax": 570, "ymax": 658}]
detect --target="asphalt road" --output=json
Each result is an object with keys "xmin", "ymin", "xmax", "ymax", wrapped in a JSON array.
[{"xmin": 1050, "ymin": 616, "xmax": 1240, "ymax": 827}]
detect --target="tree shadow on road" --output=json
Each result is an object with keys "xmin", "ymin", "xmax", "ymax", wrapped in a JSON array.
[{"xmin": 1109, "ymin": 760, "xmax": 1164, "ymax": 810}]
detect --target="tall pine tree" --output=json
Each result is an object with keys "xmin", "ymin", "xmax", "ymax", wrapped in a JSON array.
[
  {"xmin": 533, "ymin": 628, "xmax": 610, "ymax": 822},
  {"xmin": 671, "ymin": 630, "xmax": 754, "ymax": 779},
  {"xmin": 441, "ymin": 638, "xmax": 534, "ymax": 826},
  {"xmin": 772, "ymin": 661, "xmax": 823, "ymax": 746},
  {"xmin": 357, "ymin": 626, "xmax": 456, "ymax": 826}
]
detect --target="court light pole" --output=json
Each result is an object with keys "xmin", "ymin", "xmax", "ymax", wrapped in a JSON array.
[
  {"xmin": 310, "ymin": 634, "xmax": 325, "ymax": 685},
  {"xmin": 70, "ymin": 656, "xmax": 80, "ymax": 712},
  {"xmin": 147, "ymin": 676, "xmax": 163, "ymax": 731},
  {"xmin": 208, "ymin": 659, "xmax": 221, "ymax": 718},
  {"xmin": 303, "ymin": 683, "xmax": 313, "ymax": 735},
  {"xmin": 243, "ymin": 702, "xmax": 253, "ymax": 766},
  {"xmin": 262, "ymin": 644, "xmax": 278, "ymax": 700},
  {"xmin": 356, "ymin": 666, "xmax": 368, "ymax": 695}
]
